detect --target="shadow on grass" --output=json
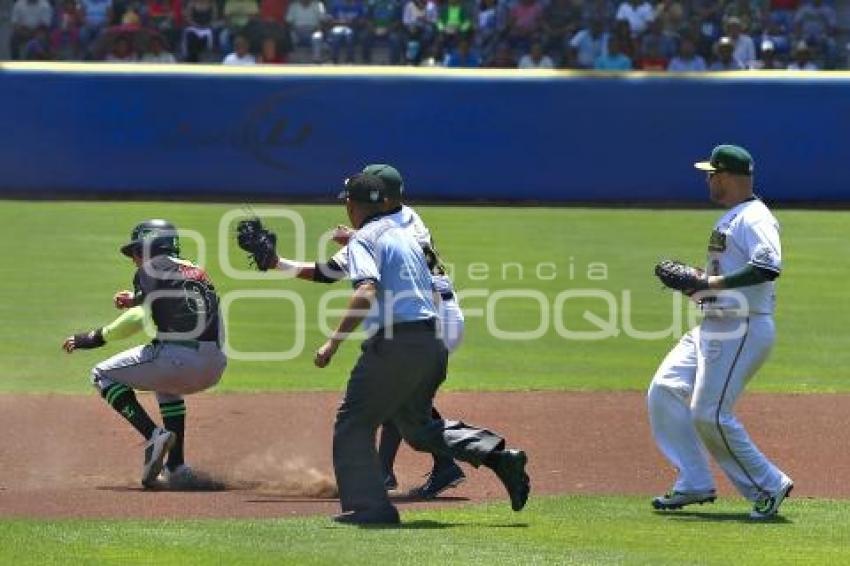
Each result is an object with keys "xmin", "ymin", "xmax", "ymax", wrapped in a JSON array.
[
  {"xmin": 327, "ymin": 520, "xmax": 531, "ymax": 530},
  {"xmin": 655, "ymin": 511, "xmax": 792, "ymax": 524}
]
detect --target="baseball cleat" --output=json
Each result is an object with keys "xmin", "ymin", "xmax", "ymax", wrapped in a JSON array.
[
  {"xmin": 383, "ymin": 472, "xmax": 398, "ymax": 491},
  {"xmin": 141, "ymin": 427, "xmax": 175, "ymax": 488},
  {"xmin": 492, "ymin": 449, "xmax": 530, "ymax": 512},
  {"xmin": 652, "ymin": 490, "xmax": 717, "ymax": 510},
  {"xmin": 162, "ymin": 464, "xmax": 197, "ymax": 490},
  {"xmin": 750, "ymin": 479, "xmax": 794, "ymax": 520},
  {"xmin": 407, "ymin": 463, "xmax": 466, "ymax": 500}
]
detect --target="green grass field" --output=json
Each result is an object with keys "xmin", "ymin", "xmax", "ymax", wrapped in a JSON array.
[
  {"xmin": 0, "ymin": 201, "xmax": 846, "ymax": 393},
  {"xmin": 2, "ymin": 496, "xmax": 850, "ymax": 565},
  {"xmin": 2, "ymin": 201, "xmax": 850, "ymax": 564}
]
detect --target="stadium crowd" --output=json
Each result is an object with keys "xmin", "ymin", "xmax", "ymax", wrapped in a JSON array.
[{"xmin": 7, "ymin": 0, "xmax": 847, "ymax": 69}]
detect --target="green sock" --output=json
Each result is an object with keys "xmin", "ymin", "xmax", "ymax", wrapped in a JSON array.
[
  {"xmin": 159, "ymin": 400, "xmax": 186, "ymax": 470},
  {"xmin": 102, "ymin": 384, "xmax": 156, "ymax": 439}
]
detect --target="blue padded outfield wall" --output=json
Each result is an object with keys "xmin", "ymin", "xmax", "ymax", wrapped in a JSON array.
[{"xmin": 1, "ymin": 64, "xmax": 848, "ymax": 202}]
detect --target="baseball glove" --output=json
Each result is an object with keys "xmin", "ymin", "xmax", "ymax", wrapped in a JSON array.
[
  {"xmin": 654, "ymin": 260, "xmax": 709, "ymax": 296},
  {"xmin": 236, "ymin": 217, "xmax": 279, "ymax": 271}
]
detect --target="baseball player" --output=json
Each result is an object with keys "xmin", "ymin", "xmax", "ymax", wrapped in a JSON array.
[
  {"xmin": 313, "ymin": 174, "xmax": 528, "ymax": 524},
  {"xmin": 238, "ymin": 164, "xmax": 466, "ymax": 499},
  {"xmin": 63, "ymin": 220, "xmax": 227, "ymax": 489},
  {"xmin": 648, "ymin": 145, "xmax": 793, "ymax": 519}
]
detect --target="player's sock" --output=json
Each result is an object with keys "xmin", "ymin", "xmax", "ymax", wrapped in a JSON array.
[
  {"xmin": 378, "ymin": 421, "xmax": 403, "ymax": 478},
  {"xmin": 159, "ymin": 400, "xmax": 186, "ymax": 470},
  {"xmin": 429, "ymin": 406, "xmax": 456, "ymax": 471},
  {"xmin": 101, "ymin": 384, "xmax": 156, "ymax": 439}
]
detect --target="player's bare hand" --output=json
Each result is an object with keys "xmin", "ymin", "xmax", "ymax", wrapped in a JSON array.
[
  {"xmin": 114, "ymin": 290, "xmax": 134, "ymax": 309},
  {"xmin": 332, "ymin": 225, "xmax": 354, "ymax": 246},
  {"xmin": 314, "ymin": 340, "xmax": 339, "ymax": 368},
  {"xmin": 62, "ymin": 336, "xmax": 76, "ymax": 354}
]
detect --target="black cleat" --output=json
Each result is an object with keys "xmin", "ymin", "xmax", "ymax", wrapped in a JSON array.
[
  {"xmin": 492, "ymin": 449, "xmax": 530, "ymax": 512},
  {"xmin": 333, "ymin": 506, "xmax": 401, "ymax": 526},
  {"xmin": 407, "ymin": 463, "xmax": 466, "ymax": 500}
]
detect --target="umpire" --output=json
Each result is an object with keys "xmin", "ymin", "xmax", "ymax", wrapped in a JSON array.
[{"xmin": 314, "ymin": 174, "xmax": 530, "ymax": 525}]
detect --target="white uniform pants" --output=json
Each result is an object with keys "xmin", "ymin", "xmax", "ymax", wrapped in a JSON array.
[
  {"xmin": 92, "ymin": 341, "xmax": 226, "ymax": 404},
  {"xmin": 647, "ymin": 315, "xmax": 789, "ymax": 500}
]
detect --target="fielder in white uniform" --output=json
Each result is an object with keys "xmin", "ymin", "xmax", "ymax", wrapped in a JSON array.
[
  {"xmin": 647, "ymin": 145, "xmax": 794, "ymax": 519},
  {"xmin": 270, "ymin": 164, "xmax": 467, "ymax": 499}
]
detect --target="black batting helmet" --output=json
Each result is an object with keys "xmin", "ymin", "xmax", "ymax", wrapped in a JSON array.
[{"xmin": 120, "ymin": 219, "xmax": 180, "ymax": 258}]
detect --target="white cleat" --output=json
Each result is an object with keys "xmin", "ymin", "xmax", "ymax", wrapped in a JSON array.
[
  {"xmin": 750, "ymin": 479, "xmax": 794, "ymax": 520},
  {"xmin": 141, "ymin": 428, "xmax": 175, "ymax": 488}
]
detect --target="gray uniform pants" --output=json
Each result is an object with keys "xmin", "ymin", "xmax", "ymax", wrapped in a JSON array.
[
  {"xmin": 91, "ymin": 341, "xmax": 227, "ymax": 403},
  {"xmin": 333, "ymin": 323, "xmax": 504, "ymax": 513}
]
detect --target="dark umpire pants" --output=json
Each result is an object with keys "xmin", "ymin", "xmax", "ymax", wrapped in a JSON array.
[{"xmin": 333, "ymin": 320, "xmax": 505, "ymax": 513}]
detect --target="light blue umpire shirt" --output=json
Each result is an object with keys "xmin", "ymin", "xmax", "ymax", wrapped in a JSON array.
[{"xmin": 347, "ymin": 212, "xmax": 438, "ymax": 333}]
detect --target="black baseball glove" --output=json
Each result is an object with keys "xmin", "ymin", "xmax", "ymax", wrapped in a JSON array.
[
  {"xmin": 236, "ymin": 217, "xmax": 279, "ymax": 271},
  {"xmin": 654, "ymin": 260, "xmax": 709, "ymax": 296}
]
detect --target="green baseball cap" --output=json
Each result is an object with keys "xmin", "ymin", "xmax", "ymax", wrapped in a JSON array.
[
  {"xmin": 362, "ymin": 164, "xmax": 404, "ymax": 198},
  {"xmin": 337, "ymin": 173, "xmax": 387, "ymax": 203},
  {"xmin": 694, "ymin": 144, "xmax": 754, "ymax": 176}
]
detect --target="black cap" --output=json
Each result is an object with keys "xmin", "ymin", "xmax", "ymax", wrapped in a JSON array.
[
  {"xmin": 338, "ymin": 173, "xmax": 387, "ymax": 203},
  {"xmin": 120, "ymin": 219, "xmax": 180, "ymax": 257}
]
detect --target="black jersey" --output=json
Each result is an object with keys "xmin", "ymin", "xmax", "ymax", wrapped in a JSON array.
[{"xmin": 133, "ymin": 255, "xmax": 221, "ymax": 342}]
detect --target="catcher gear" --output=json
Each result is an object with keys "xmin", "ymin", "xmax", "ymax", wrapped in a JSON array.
[
  {"xmin": 121, "ymin": 219, "xmax": 180, "ymax": 258},
  {"xmin": 236, "ymin": 217, "xmax": 279, "ymax": 271},
  {"xmin": 654, "ymin": 260, "xmax": 709, "ymax": 296}
]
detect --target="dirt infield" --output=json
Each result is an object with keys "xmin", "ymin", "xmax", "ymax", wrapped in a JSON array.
[{"xmin": 1, "ymin": 391, "xmax": 848, "ymax": 519}]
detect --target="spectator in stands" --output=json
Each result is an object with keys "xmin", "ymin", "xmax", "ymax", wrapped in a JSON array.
[
  {"xmin": 402, "ymin": 0, "xmax": 437, "ymax": 63},
  {"xmin": 21, "ymin": 25, "xmax": 51, "ymax": 59},
  {"xmin": 437, "ymin": 0, "xmax": 472, "ymax": 48},
  {"xmin": 78, "ymin": 0, "xmax": 112, "ymax": 53},
  {"xmin": 443, "ymin": 36, "xmax": 480, "ymax": 67},
  {"xmin": 326, "ymin": 0, "xmax": 369, "ymax": 63},
  {"xmin": 182, "ymin": 0, "xmax": 218, "ymax": 62},
  {"xmin": 638, "ymin": 40, "xmax": 667, "ymax": 70},
  {"xmin": 752, "ymin": 39, "xmax": 783, "ymax": 69},
  {"xmin": 640, "ymin": 17, "xmax": 676, "ymax": 62},
  {"xmin": 106, "ymin": 33, "xmax": 137, "ymax": 60},
  {"xmin": 10, "ymin": 0, "xmax": 53, "ymax": 59},
  {"xmin": 286, "ymin": 0, "xmax": 325, "ymax": 62},
  {"xmin": 770, "ymin": 0, "xmax": 799, "ymax": 31},
  {"xmin": 667, "ymin": 36, "xmax": 706, "ymax": 71},
  {"xmin": 541, "ymin": 0, "xmax": 581, "ymax": 57},
  {"xmin": 222, "ymin": 0, "xmax": 261, "ymax": 51},
  {"xmin": 475, "ymin": 0, "xmax": 501, "ymax": 57},
  {"xmin": 725, "ymin": 16, "xmax": 755, "ymax": 68},
  {"xmin": 760, "ymin": 14, "xmax": 792, "ymax": 58},
  {"xmin": 594, "ymin": 35, "xmax": 631, "ymax": 70},
  {"xmin": 518, "ymin": 41, "xmax": 553, "ymax": 68},
  {"xmin": 51, "ymin": 0, "xmax": 84, "ymax": 60},
  {"xmin": 614, "ymin": 0, "xmax": 653, "ymax": 37},
  {"xmin": 418, "ymin": 41, "xmax": 442, "ymax": 65},
  {"xmin": 723, "ymin": 0, "xmax": 761, "ymax": 35},
  {"xmin": 260, "ymin": 0, "xmax": 287, "ymax": 25},
  {"xmin": 506, "ymin": 0, "xmax": 543, "ymax": 51},
  {"xmin": 709, "ymin": 36, "xmax": 744, "ymax": 70},
  {"xmin": 794, "ymin": 0, "xmax": 836, "ymax": 45},
  {"xmin": 364, "ymin": 0, "xmax": 403, "ymax": 64},
  {"xmin": 223, "ymin": 33, "xmax": 257, "ymax": 63},
  {"xmin": 656, "ymin": 0, "xmax": 685, "ymax": 36},
  {"xmin": 145, "ymin": 0, "xmax": 181, "ymax": 40},
  {"xmin": 567, "ymin": 18, "xmax": 608, "ymax": 69},
  {"xmin": 140, "ymin": 34, "xmax": 177, "ymax": 61},
  {"xmin": 788, "ymin": 39, "xmax": 817, "ymax": 69},
  {"xmin": 257, "ymin": 36, "xmax": 287, "ymax": 62},
  {"xmin": 487, "ymin": 41, "xmax": 516, "ymax": 68},
  {"xmin": 612, "ymin": 17, "xmax": 636, "ymax": 61}
]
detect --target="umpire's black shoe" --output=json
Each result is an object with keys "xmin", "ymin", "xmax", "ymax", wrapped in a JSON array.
[
  {"xmin": 407, "ymin": 463, "xmax": 466, "ymax": 500},
  {"xmin": 384, "ymin": 472, "xmax": 398, "ymax": 491},
  {"xmin": 492, "ymin": 449, "xmax": 530, "ymax": 512},
  {"xmin": 333, "ymin": 505, "xmax": 401, "ymax": 526}
]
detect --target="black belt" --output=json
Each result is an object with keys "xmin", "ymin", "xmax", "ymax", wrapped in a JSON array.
[
  {"xmin": 440, "ymin": 291, "xmax": 455, "ymax": 301},
  {"xmin": 153, "ymin": 339, "xmax": 218, "ymax": 350},
  {"xmin": 376, "ymin": 318, "xmax": 436, "ymax": 337}
]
